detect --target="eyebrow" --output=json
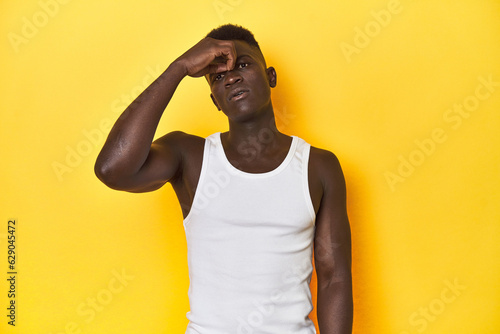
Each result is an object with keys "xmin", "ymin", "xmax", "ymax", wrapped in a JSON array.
[{"xmin": 236, "ymin": 54, "xmax": 252, "ymax": 60}]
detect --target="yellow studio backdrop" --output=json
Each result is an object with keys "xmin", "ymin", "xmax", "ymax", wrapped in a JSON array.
[{"xmin": 1, "ymin": 0, "xmax": 499, "ymax": 333}]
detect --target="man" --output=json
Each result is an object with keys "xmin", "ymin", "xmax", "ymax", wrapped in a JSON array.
[{"xmin": 95, "ymin": 24, "xmax": 353, "ymax": 333}]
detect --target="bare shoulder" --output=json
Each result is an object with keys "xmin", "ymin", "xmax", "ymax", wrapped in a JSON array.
[
  {"xmin": 152, "ymin": 131, "xmax": 205, "ymax": 182},
  {"xmin": 310, "ymin": 146, "xmax": 343, "ymax": 176},
  {"xmin": 154, "ymin": 129, "xmax": 205, "ymax": 157},
  {"xmin": 153, "ymin": 131, "xmax": 205, "ymax": 160},
  {"xmin": 309, "ymin": 146, "xmax": 346, "ymax": 193},
  {"xmin": 154, "ymin": 130, "xmax": 205, "ymax": 148}
]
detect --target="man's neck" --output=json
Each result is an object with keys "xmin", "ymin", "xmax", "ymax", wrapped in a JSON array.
[{"xmin": 223, "ymin": 109, "xmax": 289, "ymax": 156}]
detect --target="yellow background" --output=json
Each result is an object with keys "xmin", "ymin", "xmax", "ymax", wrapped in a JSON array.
[{"xmin": 1, "ymin": 0, "xmax": 499, "ymax": 333}]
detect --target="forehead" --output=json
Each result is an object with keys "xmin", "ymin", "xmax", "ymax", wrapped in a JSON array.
[
  {"xmin": 233, "ymin": 40, "xmax": 257, "ymax": 56},
  {"xmin": 233, "ymin": 40, "xmax": 265, "ymax": 64}
]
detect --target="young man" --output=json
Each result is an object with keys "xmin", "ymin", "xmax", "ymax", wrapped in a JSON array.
[{"xmin": 95, "ymin": 24, "xmax": 353, "ymax": 333}]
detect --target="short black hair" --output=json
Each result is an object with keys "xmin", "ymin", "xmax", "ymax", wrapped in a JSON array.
[
  {"xmin": 206, "ymin": 24, "xmax": 261, "ymax": 51},
  {"xmin": 206, "ymin": 24, "xmax": 266, "ymax": 67}
]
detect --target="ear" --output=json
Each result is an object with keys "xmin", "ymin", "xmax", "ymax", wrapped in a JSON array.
[
  {"xmin": 210, "ymin": 93, "xmax": 221, "ymax": 111},
  {"xmin": 266, "ymin": 66, "xmax": 277, "ymax": 88}
]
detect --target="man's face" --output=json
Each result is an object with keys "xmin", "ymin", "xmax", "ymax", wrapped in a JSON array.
[{"xmin": 206, "ymin": 40, "xmax": 276, "ymax": 121}]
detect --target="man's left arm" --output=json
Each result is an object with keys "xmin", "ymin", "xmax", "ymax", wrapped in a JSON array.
[{"xmin": 312, "ymin": 150, "xmax": 353, "ymax": 333}]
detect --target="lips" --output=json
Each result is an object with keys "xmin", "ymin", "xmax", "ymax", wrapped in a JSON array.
[{"xmin": 228, "ymin": 88, "xmax": 249, "ymax": 101}]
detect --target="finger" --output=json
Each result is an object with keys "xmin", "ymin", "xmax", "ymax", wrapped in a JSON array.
[
  {"xmin": 204, "ymin": 62, "xmax": 227, "ymax": 75},
  {"xmin": 223, "ymin": 42, "xmax": 237, "ymax": 71},
  {"xmin": 206, "ymin": 63, "xmax": 220, "ymax": 74},
  {"xmin": 191, "ymin": 68, "xmax": 209, "ymax": 77},
  {"xmin": 215, "ymin": 62, "xmax": 229, "ymax": 73},
  {"xmin": 214, "ymin": 40, "xmax": 236, "ymax": 72}
]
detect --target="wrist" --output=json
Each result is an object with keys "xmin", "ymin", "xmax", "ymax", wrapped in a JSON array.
[{"xmin": 169, "ymin": 58, "xmax": 189, "ymax": 78}]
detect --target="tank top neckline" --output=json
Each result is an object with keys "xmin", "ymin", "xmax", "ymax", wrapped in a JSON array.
[{"xmin": 213, "ymin": 132, "xmax": 298, "ymax": 178}]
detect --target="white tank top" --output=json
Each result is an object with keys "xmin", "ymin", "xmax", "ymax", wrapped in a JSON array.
[{"xmin": 183, "ymin": 132, "xmax": 317, "ymax": 334}]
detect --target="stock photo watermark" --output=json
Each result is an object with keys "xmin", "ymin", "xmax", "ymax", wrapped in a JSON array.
[
  {"xmin": 185, "ymin": 105, "xmax": 295, "ymax": 217},
  {"xmin": 6, "ymin": 219, "xmax": 18, "ymax": 327},
  {"xmin": 8, "ymin": 0, "xmax": 74, "ymax": 53},
  {"xmin": 213, "ymin": 0, "xmax": 244, "ymax": 20},
  {"xmin": 235, "ymin": 238, "xmax": 341, "ymax": 334},
  {"xmin": 236, "ymin": 255, "xmax": 314, "ymax": 334},
  {"xmin": 44, "ymin": 268, "xmax": 134, "ymax": 334},
  {"xmin": 51, "ymin": 65, "xmax": 162, "ymax": 182},
  {"xmin": 233, "ymin": 115, "xmax": 291, "ymax": 166},
  {"xmin": 399, "ymin": 278, "xmax": 466, "ymax": 333},
  {"xmin": 340, "ymin": 0, "xmax": 403, "ymax": 63},
  {"xmin": 385, "ymin": 74, "xmax": 499, "ymax": 192}
]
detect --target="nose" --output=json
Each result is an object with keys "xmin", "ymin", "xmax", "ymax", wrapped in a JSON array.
[{"xmin": 224, "ymin": 70, "xmax": 242, "ymax": 87}]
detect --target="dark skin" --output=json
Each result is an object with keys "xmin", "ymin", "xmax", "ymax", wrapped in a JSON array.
[{"xmin": 95, "ymin": 37, "xmax": 353, "ymax": 333}]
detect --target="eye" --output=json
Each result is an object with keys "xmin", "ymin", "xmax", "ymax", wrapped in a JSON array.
[
  {"xmin": 238, "ymin": 63, "xmax": 248, "ymax": 69},
  {"xmin": 214, "ymin": 73, "xmax": 224, "ymax": 81}
]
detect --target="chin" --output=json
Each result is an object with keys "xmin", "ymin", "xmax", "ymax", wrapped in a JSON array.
[
  {"xmin": 224, "ymin": 100, "xmax": 272, "ymax": 120},
  {"xmin": 223, "ymin": 105, "xmax": 260, "ymax": 122}
]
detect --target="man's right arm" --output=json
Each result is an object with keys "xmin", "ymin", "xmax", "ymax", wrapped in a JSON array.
[
  {"xmin": 94, "ymin": 61, "xmax": 186, "ymax": 192},
  {"xmin": 94, "ymin": 37, "xmax": 237, "ymax": 192}
]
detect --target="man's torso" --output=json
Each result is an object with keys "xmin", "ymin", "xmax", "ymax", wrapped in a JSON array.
[{"xmin": 167, "ymin": 131, "xmax": 325, "ymax": 219}]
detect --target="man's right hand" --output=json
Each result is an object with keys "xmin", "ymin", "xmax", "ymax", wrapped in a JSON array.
[{"xmin": 174, "ymin": 37, "xmax": 237, "ymax": 78}]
